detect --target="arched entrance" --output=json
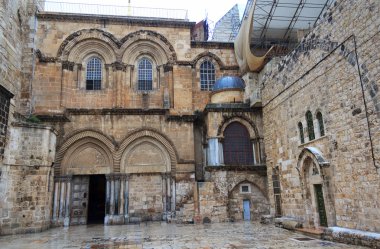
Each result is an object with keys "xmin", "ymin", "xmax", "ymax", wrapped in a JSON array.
[{"xmin": 297, "ymin": 147, "xmax": 335, "ymax": 228}]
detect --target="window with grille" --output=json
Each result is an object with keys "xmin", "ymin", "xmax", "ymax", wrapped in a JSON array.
[
  {"xmin": 298, "ymin": 122, "xmax": 305, "ymax": 144},
  {"xmin": 138, "ymin": 58, "xmax": 153, "ymax": 91},
  {"xmin": 223, "ymin": 122, "xmax": 254, "ymax": 165},
  {"xmin": 241, "ymin": 185, "xmax": 250, "ymax": 193},
  {"xmin": 0, "ymin": 85, "xmax": 13, "ymax": 159},
  {"xmin": 86, "ymin": 57, "xmax": 102, "ymax": 90},
  {"xmin": 200, "ymin": 60, "xmax": 215, "ymax": 91},
  {"xmin": 306, "ymin": 111, "xmax": 315, "ymax": 141},
  {"xmin": 316, "ymin": 111, "xmax": 325, "ymax": 136}
]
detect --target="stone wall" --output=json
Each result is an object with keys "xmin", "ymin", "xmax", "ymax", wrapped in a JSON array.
[
  {"xmin": 0, "ymin": 123, "xmax": 57, "ymax": 235},
  {"xmin": 260, "ymin": 0, "xmax": 380, "ymax": 232}
]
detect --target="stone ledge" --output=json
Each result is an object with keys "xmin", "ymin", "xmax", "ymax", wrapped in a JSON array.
[{"xmin": 323, "ymin": 227, "xmax": 380, "ymax": 248}]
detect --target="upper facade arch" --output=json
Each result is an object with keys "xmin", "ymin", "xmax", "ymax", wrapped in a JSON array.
[
  {"xmin": 57, "ymin": 29, "xmax": 119, "ymax": 62},
  {"xmin": 120, "ymin": 30, "xmax": 177, "ymax": 64},
  {"xmin": 217, "ymin": 115, "xmax": 259, "ymax": 139}
]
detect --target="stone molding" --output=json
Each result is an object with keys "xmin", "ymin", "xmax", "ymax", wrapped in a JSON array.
[{"xmin": 217, "ymin": 114, "xmax": 260, "ymax": 139}]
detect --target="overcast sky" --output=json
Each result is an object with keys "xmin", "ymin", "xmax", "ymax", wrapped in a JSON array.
[{"xmin": 47, "ymin": 0, "xmax": 247, "ymax": 23}]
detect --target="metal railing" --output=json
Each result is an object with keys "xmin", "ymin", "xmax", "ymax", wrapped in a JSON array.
[{"xmin": 41, "ymin": 1, "xmax": 188, "ymax": 20}]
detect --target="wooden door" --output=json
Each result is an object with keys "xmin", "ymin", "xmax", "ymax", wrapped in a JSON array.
[{"xmin": 70, "ymin": 176, "xmax": 89, "ymax": 225}]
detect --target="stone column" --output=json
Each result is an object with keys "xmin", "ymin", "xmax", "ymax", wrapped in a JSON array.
[
  {"xmin": 119, "ymin": 175, "xmax": 125, "ymax": 217},
  {"xmin": 110, "ymin": 176, "xmax": 115, "ymax": 216},
  {"xmin": 124, "ymin": 174, "xmax": 130, "ymax": 222},
  {"xmin": 58, "ymin": 179, "xmax": 66, "ymax": 224},
  {"xmin": 105, "ymin": 175, "xmax": 111, "ymax": 224},
  {"xmin": 259, "ymin": 138, "xmax": 265, "ymax": 163},
  {"xmin": 63, "ymin": 176, "xmax": 72, "ymax": 227},
  {"xmin": 171, "ymin": 176, "xmax": 176, "ymax": 217},
  {"xmin": 207, "ymin": 137, "xmax": 224, "ymax": 166},
  {"xmin": 162, "ymin": 173, "xmax": 167, "ymax": 220},
  {"xmin": 52, "ymin": 180, "xmax": 60, "ymax": 222},
  {"xmin": 251, "ymin": 139, "xmax": 257, "ymax": 164}
]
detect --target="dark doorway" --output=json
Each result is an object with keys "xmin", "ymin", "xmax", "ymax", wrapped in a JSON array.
[
  {"xmin": 314, "ymin": 184, "xmax": 328, "ymax": 227},
  {"xmin": 88, "ymin": 175, "xmax": 106, "ymax": 224}
]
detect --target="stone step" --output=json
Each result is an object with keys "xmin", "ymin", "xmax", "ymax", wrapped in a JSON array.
[{"xmin": 295, "ymin": 227, "xmax": 324, "ymax": 239}]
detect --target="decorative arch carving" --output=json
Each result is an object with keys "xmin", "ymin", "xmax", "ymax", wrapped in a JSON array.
[
  {"xmin": 61, "ymin": 138, "xmax": 113, "ymax": 175},
  {"xmin": 57, "ymin": 29, "xmax": 120, "ymax": 60},
  {"xmin": 115, "ymin": 128, "xmax": 178, "ymax": 174},
  {"xmin": 67, "ymin": 39, "xmax": 117, "ymax": 64},
  {"xmin": 55, "ymin": 129, "xmax": 117, "ymax": 176},
  {"xmin": 120, "ymin": 30, "xmax": 177, "ymax": 64},
  {"xmin": 297, "ymin": 147, "xmax": 330, "ymax": 174},
  {"xmin": 217, "ymin": 115, "xmax": 259, "ymax": 139}
]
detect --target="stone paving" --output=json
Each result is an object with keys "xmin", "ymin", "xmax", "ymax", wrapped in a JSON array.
[{"xmin": 0, "ymin": 222, "xmax": 366, "ymax": 249}]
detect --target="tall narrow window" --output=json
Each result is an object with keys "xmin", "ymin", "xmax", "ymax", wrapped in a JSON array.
[
  {"xmin": 316, "ymin": 111, "xmax": 325, "ymax": 137},
  {"xmin": 0, "ymin": 86, "xmax": 13, "ymax": 158},
  {"xmin": 306, "ymin": 111, "xmax": 315, "ymax": 141},
  {"xmin": 298, "ymin": 122, "xmax": 305, "ymax": 144},
  {"xmin": 138, "ymin": 58, "xmax": 153, "ymax": 91},
  {"xmin": 86, "ymin": 57, "xmax": 102, "ymax": 90},
  {"xmin": 223, "ymin": 122, "xmax": 254, "ymax": 165},
  {"xmin": 200, "ymin": 60, "xmax": 215, "ymax": 91}
]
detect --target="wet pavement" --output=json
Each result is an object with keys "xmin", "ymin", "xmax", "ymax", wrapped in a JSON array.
[{"xmin": 0, "ymin": 221, "xmax": 365, "ymax": 249}]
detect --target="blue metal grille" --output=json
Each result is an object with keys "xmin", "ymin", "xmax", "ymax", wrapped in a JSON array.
[
  {"xmin": 86, "ymin": 57, "xmax": 102, "ymax": 90},
  {"xmin": 138, "ymin": 58, "xmax": 153, "ymax": 91},
  {"xmin": 200, "ymin": 60, "xmax": 215, "ymax": 91}
]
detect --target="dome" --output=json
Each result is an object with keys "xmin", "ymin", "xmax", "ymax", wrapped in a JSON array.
[{"xmin": 212, "ymin": 76, "xmax": 245, "ymax": 92}]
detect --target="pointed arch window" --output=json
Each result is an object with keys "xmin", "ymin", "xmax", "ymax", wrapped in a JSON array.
[
  {"xmin": 86, "ymin": 57, "xmax": 102, "ymax": 90},
  {"xmin": 298, "ymin": 122, "xmax": 305, "ymax": 144},
  {"xmin": 316, "ymin": 111, "xmax": 325, "ymax": 137},
  {"xmin": 223, "ymin": 122, "xmax": 254, "ymax": 165},
  {"xmin": 200, "ymin": 60, "xmax": 215, "ymax": 91},
  {"xmin": 138, "ymin": 58, "xmax": 153, "ymax": 91},
  {"xmin": 306, "ymin": 111, "xmax": 315, "ymax": 141}
]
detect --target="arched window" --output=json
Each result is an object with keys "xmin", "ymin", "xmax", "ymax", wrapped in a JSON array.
[
  {"xmin": 138, "ymin": 58, "xmax": 153, "ymax": 91},
  {"xmin": 86, "ymin": 57, "xmax": 102, "ymax": 90},
  {"xmin": 306, "ymin": 111, "xmax": 315, "ymax": 141},
  {"xmin": 316, "ymin": 111, "xmax": 325, "ymax": 136},
  {"xmin": 200, "ymin": 60, "xmax": 215, "ymax": 91},
  {"xmin": 223, "ymin": 122, "xmax": 254, "ymax": 165},
  {"xmin": 298, "ymin": 122, "xmax": 305, "ymax": 144}
]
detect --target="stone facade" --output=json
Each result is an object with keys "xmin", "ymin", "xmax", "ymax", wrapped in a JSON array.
[
  {"xmin": 256, "ymin": 0, "xmax": 380, "ymax": 234},
  {"xmin": 0, "ymin": 0, "xmax": 379, "ymax": 246}
]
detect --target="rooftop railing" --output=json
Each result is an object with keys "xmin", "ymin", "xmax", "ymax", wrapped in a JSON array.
[{"xmin": 41, "ymin": 1, "xmax": 189, "ymax": 20}]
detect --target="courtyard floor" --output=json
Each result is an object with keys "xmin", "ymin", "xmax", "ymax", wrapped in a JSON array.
[{"xmin": 0, "ymin": 221, "xmax": 366, "ymax": 249}]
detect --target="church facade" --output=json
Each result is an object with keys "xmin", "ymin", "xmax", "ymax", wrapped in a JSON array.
[{"xmin": 0, "ymin": 0, "xmax": 379, "ymax": 247}]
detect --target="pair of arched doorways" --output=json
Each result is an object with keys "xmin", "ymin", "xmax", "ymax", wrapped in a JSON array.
[{"xmin": 52, "ymin": 130, "xmax": 176, "ymax": 226}]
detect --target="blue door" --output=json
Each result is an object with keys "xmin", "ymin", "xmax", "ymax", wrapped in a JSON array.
[{"xmin": 243, "ymin": 200, "xmax": 250, "ymax": 220}]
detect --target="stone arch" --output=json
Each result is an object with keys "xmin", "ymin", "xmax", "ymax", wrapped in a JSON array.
[
  {"xmin": 228, "ymin": 179, "xmax": 270, "ymax": 221},
  {"xmin": 67, "ymin": 39, "xmax": 116, "ymax": 64},
  {"xmin": 115, "ymin": 128, "xmax": 178, "ymax": 174},
  {"xmin": 120, "ymin": 137, "xmax": 171, "ymax": 174},
  {"xmin": 297, "ymin": 147, "xmax": 335, "ymax": 228},
  {"xmin": 120, "ymin": 30, "xmax": 177, "ymax": 64},
  {"xmin": 55, "ymin": 129, "xmax": 117, "ymax": 176},
  {"xmin": 217, "ymin": 115, "xmax": 259, "ymax": 139},
  {"xmin": 57, "ymin": 29, "xmax": 120, "ymax": 59},
  {"xmin": 61, "ymin": 138, "xmax": 113, "ymax": 175},
  {"xmin": 193, "ymin": 52, "xmax": 224, "ymax": 69}
]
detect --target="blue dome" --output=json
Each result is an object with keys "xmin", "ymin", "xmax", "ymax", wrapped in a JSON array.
[{"xmin": 212, "ymin": 76, "xmax": 245, "ymax": 91}]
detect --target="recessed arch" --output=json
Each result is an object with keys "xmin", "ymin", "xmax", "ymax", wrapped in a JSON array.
[
  {"xmin": 120, "ymin": 30, "xmax": 177, "ymax": 64},
  {"xmin": 67, "ymin": 39, "xmax": 116, "ymax": 64},
  {"xmin": 57, "ymin": 29, "xmax": 120, "ymax": 59},
  {"xmin": 54, "ymin": 129, "xmax": 117, "ymax": 176},
  {"xmin": 218, "ymin": 116, "xmax": 259, "ymax": 139},
  {"xmin": 115, "ymin": 128, "xmax": 178, "ymax": 174}
]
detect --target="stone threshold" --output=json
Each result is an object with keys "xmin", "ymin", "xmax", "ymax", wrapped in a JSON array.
[{"xmin": 295, "ymin": 227, "xmax": 324, "ymax": 239}]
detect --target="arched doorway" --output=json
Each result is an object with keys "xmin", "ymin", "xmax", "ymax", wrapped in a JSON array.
[{"xmin": 298, "ymin": 147, "xmax": 334, "ymax": 228}]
